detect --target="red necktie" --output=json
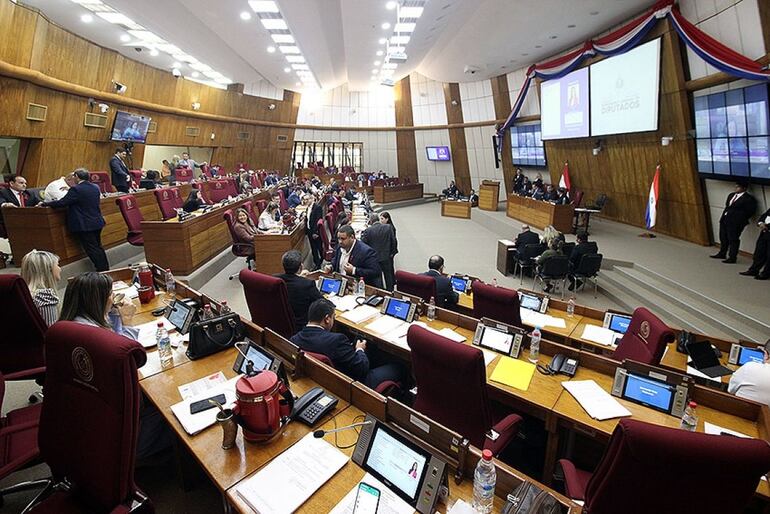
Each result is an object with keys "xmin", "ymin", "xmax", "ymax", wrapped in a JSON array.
[{"xmin": 19, "ymin": 192, "xmax": 25, "ymax": 207}]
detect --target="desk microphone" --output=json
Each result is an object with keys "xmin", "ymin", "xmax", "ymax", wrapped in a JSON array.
[{"xmin": 313, "ymin": 420, "xmax": 372, "ymax": 438}]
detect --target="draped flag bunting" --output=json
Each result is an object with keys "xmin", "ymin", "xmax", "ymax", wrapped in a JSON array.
[
  {"xmin": 498, "ymin": 0, "xmax": 770, "ymax": 136},
  {"xmin": 559, "ymin": 161, "xmax": 571, "ymax": 191},
  {"xmin": 645, "ymin": 165, "xmax": 661, "ymax": 230}
]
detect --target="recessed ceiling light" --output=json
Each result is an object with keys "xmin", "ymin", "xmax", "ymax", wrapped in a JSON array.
[
  {"xmin": 293, "ymin": 64, "xmax": 309, "ymax": 70},
  {"xmin": 376, "ymin": 50, "xmax": 383, "ymax": 56},
  {"xmin": 267, "ymin": 46, "xmax": 276, "ymax": 53},
  {"xmin": 382, "ymin": 63, "xmax": 397, "ymax": 69},
  {"xmin": 240, "ymin": 11, "xmax": 252, "ymax": 20},
  {"xmin": 381, "ymin": 22, "xmax": 391, "ymax": 30},
  {"xmin": 379, "ymin": 38, "xmax": 387, "ymax": 44},
  {"xmin": 261, "ymin": 18, "xmax": 287, "ymax": 30},
  {"xmin": 271, "ymin": 34, "xmax": 294, "ymax": 44},
  {"xmin": 80, "ymin": 14, "xmax": 93, "ymax": 23},
  {"xmin": 284, "ymin": 67, "xmax": 291, "ymax": 73},
  {"xmin": 128, "ymin": 30, "xmax": 164, "ymax": 43},
  {"xmin": 385, "ymin": 1, "xmax": 398, "ymax": 10},
  {"xmin": 249, "ymin": 1, "xmax": 279, "ymax": 13},
  {"xmin": 191, "ymin": 71, "xmax": 200, "ymax": 78},
  {"xmin": 149, "ymin": 49, "xmax": 159, "ymax": 56},
  {"xmin": 374, "ymin": 60, "xmax": 381, "ymax": 65},
  {"xmin": 96, "ymin": 13, "xmax": 141, "ymax": 28},
  {"xmin": 120, "ymin": 34, "xmax": 130, "ymax": 42},
  {"xmin": 394, "ymin": 22, "xmax": 415, "ymax": 32}
]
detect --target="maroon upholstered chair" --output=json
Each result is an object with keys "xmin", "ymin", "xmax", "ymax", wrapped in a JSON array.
[
  {"xmin": 395, "ymin": 271, "xmax": 436, "ymax": 303},
  {"xmin": 406, "ymin": 325, "xmax": 521, "ymax": 455},
  {"xmin": 570, "ymin": 190, "xmax": 584, "ymax": 207},
  {"xmin": 325, "ymin": 212, "xmax": 336, "ymax": 236},
  {"xmin": 28, "ymin": 321, "xmax": 152, "ymax": 513},
  {"xmin": 0, "ymin": 275, "xmax": 46, "ymax": 382},
  {"xmin": 558, "ymin": 419, "xmax": 770, "ymax": 514},
  {"xmin": 239, "ymin": 270, "xmax": 296, "ymax": 339},
  {"xmin": 88, "ymin": 172, "xmax": 112, "ymax": 193},
  {"xmin": 154, "ymin": 187, "xmax": 180, "ymax": 220},
  {"xmin": 200, "ymin": 164, "xmax": 213, "ymax": 179},
  {"xmin": 204, "ymin": 180, "xmax": 231, "ymax": 203},
  {"xmin": 255, "ymin": 199, "xmax": 267, "ymax": 215},
  {"xmin": 115, "ymin": 195, "xmax": 144, "ymax": 246},
  {"xmin": 472, "ymin": 280, "xmax": 523, "ymax": 328},
  {"xmin": 236, "ymin": 162, "xmax": 249, "ymax": 171},
  {"xmin": 225, "ymin": 178, "xmax": 239, "ymax": 197},
  {"xmin": 305, "ymin": 352, "xmax": 400, "ymax": 397},
  {"xmin": 612, "ymin": 307, "xmax": 674, "ymax": 365},
  {"xmin": 175, "ymin": 167, "xmax": 194, "ymax": 183},
  {"xmin": 128, "ymin": 170, "xmax": 143, "ymax": 188},
  {"xmin": 277, "ymin": 189, "xmax": 289, "ymax": 212},
  {"xmin": 317, "ymin": 219, "xmax": 333, "ymax": 261},
  {"xmin": 248, "ymin": 174, "xmax": 262, "ymax": 190},
  {"xmin": 242, "ymin": 202, "xmax": 258, "ymax": 225}
]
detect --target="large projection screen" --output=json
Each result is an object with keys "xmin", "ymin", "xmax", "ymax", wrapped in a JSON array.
[
  {"xmin": 540, "ymin": 67, "xmax": 590, "ymax": 140},
  {"xmin": 590, "ymin": 38, "xmax": 661, "ymax": 137}
]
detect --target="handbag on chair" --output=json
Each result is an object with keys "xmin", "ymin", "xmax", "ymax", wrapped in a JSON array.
[
  {"xmin": 187, "ymin": 312, "xmax": 243, "ymax": 360},
  {"xmin": 502, "ymin": 481, "xmax": 560, "ymax": 514}
]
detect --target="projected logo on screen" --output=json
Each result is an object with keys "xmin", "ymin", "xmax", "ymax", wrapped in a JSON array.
[
  {"xmin": 540, "ymin": 67, "xmax": 589, "ymax": 140},
  {"xmin": 599, "ymin": 76, "xmax": 641, "ymax": 114}
]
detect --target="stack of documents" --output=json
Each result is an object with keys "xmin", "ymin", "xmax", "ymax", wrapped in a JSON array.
[
  {"xmin": 327, "ymin": 295, "xmax": 360, "ymax": 312},
  {"xmin": 178, "ymin": 371, "xmax": 227, "ymax": 400},
  {"xmin": 340, "ymin": 305, "xmax": 380, "ymax": 324},
  {"xmin": 489, "ymin": 356, "xmax": 536, "ymax": 391},
  {"xmin": 580, "ymin": 325, "xmax": 620, "ymax": 347},
  {"xmin": 365, "ymin": 315, "xmax": 406, "ymax": 336},
  {"xmin": 133, "ymin": 318, "xmax": 175, "ymax": 348},
  {"xmin": 329, "ymin": 473, "xmax": 413, "ymax": 514},
  {"xmin": 520, "ymin": 309, "xmax": 567, "ymax": 329},
  {"xmin": 170, "ymin": 375, "xmax": 239, "ymax": 435},
  {"xmin": 112, "ymin": 280, "xmax": 139, "ymax": 299},
  {"xmin": 411, "ymin": 322, "xmax": 467, "ymax": 343},
  {"xmin": 237, "ymin": 433, "xmax": 349, "ymax": 513},
  {"xmin": 561, "ymin": 380, "xmax": 631, "ymax": 421}
]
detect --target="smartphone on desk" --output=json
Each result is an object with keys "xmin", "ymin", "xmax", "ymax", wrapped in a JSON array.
[{"xmin": 353, "ymin": 482, "xmax": 380, "ymax": 514}]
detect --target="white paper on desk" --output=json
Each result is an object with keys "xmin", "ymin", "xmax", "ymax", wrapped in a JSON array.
[
  {"xmin": 113, "ymin": 280, "xmax": 139, "ymax": 299},
  {"xmin": 562, "ymin": 380, "xmax": 631, "ymax": 421},
  {"xmin": 439, "ymin": 327, "xmax": 466, "ymax": 343},
  {"xmin": 704, "ymin": 421, "xmax": 751, "ymax": 439},
  {"xmin": 170, "ymin": 376, "xmax": 239, "ymax": 435},
  {"xmin": 686, "ymin": 357, "xmax": 722, "ymax": 383},
  {"xmin": 327, "ymin": 295, "xmax": 360, "ymax": 312},
  {"xmin": 177, "ymin": 371, "xmax": 227, "ymax": 400},
  {"xmin": 482, "ymin": 349, "xmax": 497, "ymax": 367},
  {"xmin": 581, "ymin": 325, "xmax": 618, "ymax": 347},
  {"xmin": 133, "ymin": 318, "xmax": 174, "ymax": 348},
  {"xmin": 447, "ymin": 499, "xmax": 478, "ymax": 514},
  {"xmin": 340, "ymin": 305, "xmax": 381, "ymax": 324},
  {"xmin": 520, "ymin": 309, "xmax": 567, "ymax": 329},
  {"xmin": 237, "ymin": 433, "xmax": 349, "ymax": 514},
  {"xmin": 328, "ymin": 473, "xmax": 413, "ymax": 514},
  {"xmin": 365, "ymin": 315, "xmax": 406, "ymax": 336}
]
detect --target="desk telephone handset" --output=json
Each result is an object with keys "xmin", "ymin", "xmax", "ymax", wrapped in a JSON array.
[
  {"xmin": 359, "ymin": 295, "xmax": 384, "ymax": 307},
  {"xmin": 291, "ymin": 387, "xmax": 339, "ymax": 426},
  {"xmin": 538, "ymin": 353, "xmax": 579, "ymax": 377}
]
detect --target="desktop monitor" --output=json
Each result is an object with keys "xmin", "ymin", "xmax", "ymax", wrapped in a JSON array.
[
  {"xmin": 519, "ymin": 292, "xmax": 544, "ymax": 312},
  {"xmin": 317, "ymin": 277, "xmax": 343, "ymax": 296},
  {"xmin": 621, "ymin": 373, "xmax": 676, "ymax": 414},
  {"xmin": 382, "ymin": 297, "xmax": 414, "ymax": 322},
  {"xmin": 604, "ymin": 312, "xmax": 632, "ymax": 334},
  {"xmin": 449, "ymin": 275, "xmax": 469, "ymax": 293}
]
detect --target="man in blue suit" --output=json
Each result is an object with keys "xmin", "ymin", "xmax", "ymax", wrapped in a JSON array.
[
  {"xmin": 291, "ymin": 299, "xmax": 402, "ymax": 389},
  {"xmin": 421, "ymin": 255, "xmax": 458, "ymax": 308},
  {"xmin": 109, "ymin": 147, "xmax": 131, "ymax": 193},
  {"xmin": 42, "ymin": 168, "xmax": 109, "ymax": 271},
  {"xmin": 328, "ymin": 225, "xmax": 383, "ymax": 287}
]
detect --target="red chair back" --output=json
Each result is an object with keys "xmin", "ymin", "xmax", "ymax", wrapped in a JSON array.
[
  {"xmin": 154, "ymin": 187, "xmax": 180, "ymax": 220},
  {"xmin": 175, "ymin": 167, "xmax": 194, "ymax": 183},
  {"xmin": 255, "ymin": 199, "xmax": 267, "ymax": 215},
  {"xmin": 226, "ymin": 178, "xmax": 239, "ymax": 197},
  {"xmin": 204, "ymin": 179, "xmax": 232, "ymax": 203},
  {"xmin": 239, "ymin": 270, "xmax": 296, "ymax": 339},
  {"xmin": 0, "ymin": 275, "xmax": 46, "ymax": 378},
  {"xmin": 200, "ymin": 164, "xmax": 214, "ymax": 179},
  {"xmin": 242, "ymin": 202, "xmax": 258, "ymax": 224},
  {"xmin": 89, "ymin": 172, "xmax": 112, "ymax": 193},
  {"xmin": 583, "ymin": 419, "xmax": 770, "ymax": 514},
  {"xmin": 114, "ymin": 195, "xmax": 144, "ymax": 246},
  {"xmin": 237, "ymin": 162, "xmax": 249, "ymax": 170},
  {"xmin": 571, "ymin": 190, "xmax": 584, "ymax": 207},
  {"xmin": 325, "ymin": 211, "xmax": 336, "ymax": 235},
  {"xmin": 0, "ymin": 370, "xmax": 42, "ymax": 479},
  {"xmin": 128, "ymin": 170, "xmax": 142, "ymax": 187},
  {"xmin": 395, "ymin": 271, "xmax": 436, "ymax": 303},
  {"xmin": 249, "ymin": 174, "xmax": 262, "ymax": 189},
  {"xmin": 317, "ymin": 218, "xmax": 333, "ymax": 260},
  {"xmin": 613, "ymin": 307, "xmax": 674, "ymax": 365},
  {"xmin": 407, "ymin": 325, "xmax": 492, "ymax": 448},
  {"xmin": 40, "ymin": 321, "xmax": 148, "ymax": 511},
  {"xmin": 277, "ymin": 190, "xmax": 289, "ymax": 212},
  {"xmin": 472, "ymin": 280, "xmax": 522, "ymax": 328}
]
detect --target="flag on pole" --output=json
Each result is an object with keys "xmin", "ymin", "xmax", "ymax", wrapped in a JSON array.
[
  {"xmin": 559, "ymin": 161, "xmax": 571, "ymax": 191},
  {"xmin": 645, "ymin": 165, "xmax": 660, "ymax": 230}
]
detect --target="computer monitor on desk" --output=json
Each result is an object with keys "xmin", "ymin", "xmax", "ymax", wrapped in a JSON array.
[
  {"xmin": 603, "ymin": 312, "xmax": 632, "ymax": 334},
  {"xmin": 518, "ymin": 291, "xmax": 548, "ymax": 313},
  {"xmin": 611, "ymin": 360, "xmax": 692, "ymax": 418},
  {"xmin": 728, "ymin": 344, "xmax": 765, "ymax": 366},
  {"xmin": 449, "ymin": 275, "xmax": 471, "ymax": 294}
]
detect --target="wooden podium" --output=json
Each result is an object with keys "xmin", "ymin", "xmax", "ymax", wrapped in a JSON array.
[
  {"xmin": 478, "ymin": 180, "xmax": 500, "ymax": 211},
  {"xmin": 441, "ymin": 200, "xmax": 471, "ymax": 219}
]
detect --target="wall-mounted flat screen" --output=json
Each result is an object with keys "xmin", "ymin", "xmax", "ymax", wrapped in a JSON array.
[
  {"xmin": 540, "ymin": 67, "xmax": 590, "ymax": 140},
  {"xmin": 426, "ymin": 146, "xmax": 451, "ymax": 161},
  {"xmin": 111, "ymin": 111, "xmax": 151, "ymax": 144},
  {"xmin": 590, "ymin": 38, "xmax": 661, "ymax": 137},
  {"xmin": 510, "ymin": 123, "xmax": 546, "ymax": 166}
]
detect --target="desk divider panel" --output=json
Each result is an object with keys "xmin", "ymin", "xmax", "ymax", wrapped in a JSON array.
[
  {"xmin": 300, "ymin": 353, "xmax": 353, "ymax": 403},
  {"xmin": 351, "ymin": 382, "xmax": 387, "ymax": 421},
  {"xmin": 263, "ymin": 327, "xmax": 300, "ymax": 374}
]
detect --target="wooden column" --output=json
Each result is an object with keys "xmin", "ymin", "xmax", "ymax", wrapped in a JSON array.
[
  {"xmin": 491, "ymin": 74, "xmax": 514, "ymax": 194},
  {"xmin": 443, "ymin": 82, "xmax": 472, "ymax": 194},
  {"xmin": 394, "ymin": 76, "xmax": 418, "ymax": 183}
]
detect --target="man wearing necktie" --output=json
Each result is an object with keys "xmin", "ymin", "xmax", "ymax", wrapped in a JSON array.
[
  {"xmin": 0, "ymin": 175, "xmax": 39, "ymax": 208},
  {"xmin": 711, "ymin": 182, "xmax": 756, "ymax": 264}
]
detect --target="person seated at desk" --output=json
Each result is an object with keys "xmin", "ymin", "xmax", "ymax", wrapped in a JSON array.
[
  {"xmin": 0, "ymin": 175, "xmax": 40, "ymax": 208},
  {"xmin": 59, "ymin": 272, "xmax": 172, "ymax": 462},
  {"xmin": 515, "ymin": 224, "xmax": 540, "ymax": 253},
  {"xmin": 442, "ymin": 181, "xmax": 461, "ymax": 199},
  {"xmin": 327, "ymin": 225, "xmax": 383, "ymax": 287},
  {"xmin": 270, "ymin": 193, "xmax": 284, "ymax": 220},
  {"xmin": 139, "ymin": 170, "xmax": 160, "ymax": 190},
  {"xmin": 421, "ymin": 255, "xmax": 458, "ymax": 308},
  {"xmin": 554, "ymin": 187, "xmax": 570, "ymax": 205},
  {"xmin": 258, "ymin": 202, "xmax": 283, "ymax": 233},
  {"xmin": 533, "ymin": 172, "xmax": 544, "ymax": 191},
  {"xmin": 275, "ymin": 250, "xmax": 322, "ymax": 329},
  {"xmin": 518, "ymin": 177, "xmax": 532, "ymax": 197},
  {"xmin": 535, "ymin": 239, "xmax": 562, "ymax": 293},
  {"xmin": 728, "ymin": 339, "xmax": 770, "ymax": 406},
  {"xmin": 182, "ymin": 189, "xmax": 207, "ymax": 213},
  {"xmin": 544, "ymin": 184, "xmax": 558, "ymax": 202},
  {"xmin": 232, "ymin": 207, "xmax": 258, "ymax": 247},
  {"xmin": 291, "ymin": 299, "xmax": 403, "ymax": 390},
  {"xmin": 568, "ymin": 231, "xmax": 598, "ymax": 291},
  {"xmin": 287, "ymin": 187, "xmax": 302, "ymax": 209},
  {"xmin": 468, "ymin": 189, "xmax": 479, "ymax": 206},
  {"xmin": 21, "ymin": 249, "xmax": 61, "ymax": 327},
  {"xmin": 42, "ymin": 172, "xmax": 77, "ymax": 202},
  {"xmin": 161, "ymin": 159, "xmax": 172, "ymax": 181},
  {"xmin": 531, "ymin": 184, "xmax": 546, "ymax": 201},
  {"xmin": 541, "ymin": 225, "xmax": 565, "ymax": 248}
]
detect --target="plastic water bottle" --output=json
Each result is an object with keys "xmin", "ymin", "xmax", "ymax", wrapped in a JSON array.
[
  {"xmin": 680, "ymin": 401, "xmax": 698, "ymax": 431},
  {"xmin": 220, "ymin": 301, "xmax": 232, "ymax": 314},
  {"xmin": 529, "ymin": 326, "xmax": 541, "ymax": 363},
  {"xmin": 201, "ymin": 304, "xmax": 215, "ymax": 320},
  {"xmin": 427, "ymin": 297, "xmax": 436, "ymax": 321},
  {"xmin": 567, "ymin": 297, "xmax": 576, "ymax": 317},
  {"xmin": 471, "ymin": 449, "xmax": 496, "ymax": 514},
  {"xmin": 156, "ymin": 323, "xmax": 173, "ymax": 369},
  {"xmin": 164, "ymin": 269, "xmax": 175, "ymax": 299},
  {"xmin": 492, "ymin": 278, "xmax": 498, "ymax": 287},
  {"xmin": 357, "ymin": 277, "xmax": 366, "ymax": 297}
]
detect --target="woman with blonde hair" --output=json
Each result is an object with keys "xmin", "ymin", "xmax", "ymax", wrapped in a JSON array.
[{"xmin": 20, "ymin": 249, "xmax": 61, "ymax": 326}]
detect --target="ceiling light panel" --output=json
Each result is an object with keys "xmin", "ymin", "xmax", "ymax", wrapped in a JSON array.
[
  {"xmin": 271, "ymin": 34, "xmax": 295, "ymax": 44},
  {"xmin": 394, "ymin": 22, "xmax": 415, "ymax": 32},
  {"xmin": 399, "ymin": 6, "xmax": 423, "ymax": 18},
  {"xmin": 279, "ymin": 46, "xmax": 300, "ymax": 54},
  {"xmin": 370, "ymin": 0, "xmax": 426, "ymax": 86},
  {"xmin": 95, "ymin": 12, "xmax": 143, "ymax": 29},
  {"xmin": 389, "ymin": 35, "xmax": 410, "ymax": 45},
  {"xmin": 260, "ymin": 18, "xmax": 288, "ymax": 30},
  {"xmin": 249, "ymin": 0, "xmax": 279, "ymax": 13}
]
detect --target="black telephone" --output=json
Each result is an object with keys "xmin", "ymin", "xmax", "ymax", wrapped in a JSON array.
[
  {"xmin": 538, "ymin": 353, "xmax": 579, "ymax": 377},
  {"xmin": 359, "ymin": 295, "xmax": 384, "ymax": 307},
  {"xmin": 291, "ymin": 387, "xmax": 339, "ymax": 426}
]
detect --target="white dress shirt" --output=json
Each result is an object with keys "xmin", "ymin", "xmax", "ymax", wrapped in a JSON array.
[
  {"xmin": 338, "ymin": 240, "xmax": 356, "ymax": 275},
  {"xmin": 43, "ymin": 177, "xmax": 69, "ymax": 202},
  {"xmin": 728, "ymin": 361, "xmax": 770, "ymax": 407}
]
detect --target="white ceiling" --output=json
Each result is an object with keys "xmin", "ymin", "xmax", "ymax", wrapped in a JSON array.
[{"xmin": 23, "ymin": 0, "xmax": 655, "ymax": 94}]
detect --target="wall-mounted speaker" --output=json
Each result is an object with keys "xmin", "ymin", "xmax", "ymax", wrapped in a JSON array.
[
  {"xmin": 185, "ymin": 127, "xmax": 200, "ymax": 137},
  {"xmin": 26, "ymin": 103, "xmax": 47, "ymax": 122},
  {"xmin": 83, "ymin": 112, "xmax": 108, "ymax": 128}
]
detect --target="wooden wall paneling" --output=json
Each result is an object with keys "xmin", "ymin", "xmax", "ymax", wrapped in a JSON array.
[
  {"xmin": 0, "ymin": 1, "xmax": 36, "ymax": 68},
  {"xmin": 394, "ymin": 76, "xmax": 418, "ymax": 182},
  {"xmin": 443, "ymin": 82, "xmax": 472, "ymax": 194},
  {"xmin": 491, "ymin": 74, "xmax": 514, "ymax": 194}
]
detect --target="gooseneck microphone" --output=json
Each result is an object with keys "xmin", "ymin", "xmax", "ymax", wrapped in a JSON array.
[{"xmin": 313, "ymin": 420, "xmax": 372, "ymax": 438}]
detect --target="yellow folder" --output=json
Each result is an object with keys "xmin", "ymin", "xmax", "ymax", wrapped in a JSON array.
[{"xmin": 489, "ymin": 356, "xmax": 536, "ymax": 391}]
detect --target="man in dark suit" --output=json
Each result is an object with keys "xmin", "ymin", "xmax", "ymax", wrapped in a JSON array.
[
  {"xmin": 421, "ymin": 255, "xmax": 458, "ymax": 308},
  {"xmin": 42, "ymin": 168, "xmax": 108, "ymax": 271},
  {"xmin": 361, "ymin": 213, "xmax": 397, "ymax": 291},
  {"xmin": 109, "ymin": 147, "xmax": 131, "ymax": 193},
  {"xmin": 514, "ymin": 224, "xmax": 540, "ymax": 252},
  {"xmin": 328, "ymin": 225, "xmax": 383, "ymax": 288},
  {"xmin": 740, "ymin": 207, "xmax": 770, "ymax": 280},
  {"xmin": 306, "ymin": 194, "xmax": 324, "ymax": 269},
  {"xmin": 568, "ymin": 231, "xmax": 598, "ymax": 291},
  {"xmin": 442, "ymin": 181, "xmax": 460, "ymax": 199},
  {"xmin": 513, "ymin": 168, "xmax": 525, "ymax": 194},
  {"xmin": 275, "ymin": 250, "xmax": 322, "ymax": 328},
  {"xmin": 0, "ymin": 175, "xmax": 39, "ymax": 208},
  {"xmin": 291, "ymin": 299, "xmax": 402, "ymax": 389},
  {"xmin": 712, "ymin": 182, "xmax": 757, "ymax": 263}
]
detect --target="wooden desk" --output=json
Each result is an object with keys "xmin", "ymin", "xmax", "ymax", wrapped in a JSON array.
[
  {"xmin": 2, "ymin": 185, "xmax": 191, "ymax": 265},
  {"xmin": 506, "ymin": 195, "xmax": 574, "ymax": 233},
  {"xmin": 496, "ymin": 239, "xmax": 517, "ymax": 276},
  {"xmin": 478, "ymin": 181, "xmax": 500, "ymax": 211},
  {"xmin": 441, "ymin": 200, "xmax": 472, "ymax": 219},
  {"xmin": 374, "ymin": 184, "xmax": 424, "ymax": 204},
  {"xmin": 253, "ymin": 224, "xmax": 307, "ymax": 274}
]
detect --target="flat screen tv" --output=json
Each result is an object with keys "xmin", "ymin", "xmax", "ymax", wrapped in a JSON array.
[
  {"xmin": 426, "ymin": 146, "xmax": 451, "ymax": 161},
  {"xmin": 110, "ymin": 111, "xmax": 151, "ymax": 144}
]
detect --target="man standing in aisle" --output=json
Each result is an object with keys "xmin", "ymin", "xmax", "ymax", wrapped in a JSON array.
[
  {"xmin": 109, "ymin": 147, "xmax": 131, "ymax": 193},
  {"xmin": 361, "ymin": 213, "xmax": 397, "ymax": 290},
  {"xmin": 177, "ymin": 152, "xmax": 207, "ymax": 177},
  {"xmin": 740, "ymin": 204, "xmax": 770, "ymax": 280},
  {"xmin": 42, "ymin": 168, "xmax": 109, "ymax": 271},
  {"xmin": 711, "ymin": 182, "xmax": 757, "ymax": 264}
]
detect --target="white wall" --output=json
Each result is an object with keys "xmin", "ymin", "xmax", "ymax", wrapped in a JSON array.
[
  {"xmin": 293, "ymin": 128, "xmax": 397, "ymax": 173},
  {"xmin": 459, "ymin": 81, "xmax": 495, "ymax": 123},
  {"xmin": 410, "ymin": 72, "xmax": 448, "ymax": 126},
  {"xmin": 296, "ymin": 83, "xmax": 395, "ymax": 127},
  {"xmin": 415, "ymin": 129, "xmax": 453, "ymax": 194},
  {"xmin": 243, "ymin": 80, "xmax": 284, "ymax": 102},
  {"xmin": 464, "ymin": 125, "xmax": 505, "ymax": 196},
  {"xmin": 506, "ymin": 67, "xmax": 540, "ymax": 118}
]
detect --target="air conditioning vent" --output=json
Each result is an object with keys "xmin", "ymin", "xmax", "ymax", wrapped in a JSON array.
[
  {"xmin": 26, "ymin": 103, "xmax": 47, "ymax": 122},
  {"xmin": 147, "ymin": 121, "xmax": 157, "ymax": 133},
  {"xmin": 185, "ymin": 126, "xmax": 200, "ymax": 137},
  {"xmin": 237, "ymin": 131, "xmax": 251, "ymax": 141},
  {"xmin": 84, "ymin": 112, "xmax": 108, "ymax": 128},
  {"xmin": 276, "ymin": 134, "xmax": 288, "ymax": 143}
]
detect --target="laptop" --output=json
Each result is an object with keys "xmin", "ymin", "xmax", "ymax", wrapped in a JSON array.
[{"xmin": 687, "ymin": 340, "xmax": 733, "ymax": 378}]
